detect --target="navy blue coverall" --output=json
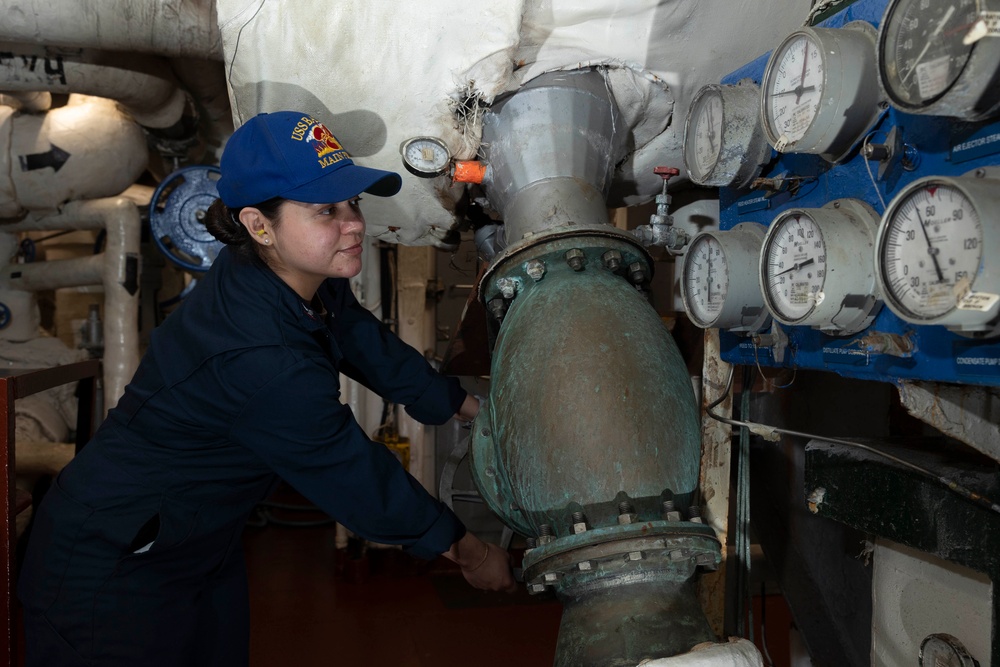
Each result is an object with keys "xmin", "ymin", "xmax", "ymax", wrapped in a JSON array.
[{"xmin": 18, "ymin": 247, "xmax": 467, "ymax": 666}]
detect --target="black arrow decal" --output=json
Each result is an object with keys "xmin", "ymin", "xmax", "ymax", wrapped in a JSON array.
[{"xmin": 18, "ymin": 144, "xmax": 70, "ymax": 173}]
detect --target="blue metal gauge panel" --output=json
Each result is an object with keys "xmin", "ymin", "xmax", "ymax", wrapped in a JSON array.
[{"xmin": 716, "ymin": 0, "xmax": 1000, "ymax": 386}]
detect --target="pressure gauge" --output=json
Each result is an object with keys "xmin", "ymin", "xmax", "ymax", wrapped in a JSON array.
[
  {"xmin": 760, "ymin": 199, "xmax": 882, "ymax": 334},
  {"xmin": 761, "ymin": 22, "xmax": 885, "ymax": 162},
  {"xmin": 400, "ymin": 136, "xmax": 451, "ymax": 177},
  {"xmin": 877, "ymin": 0, "xmax": 1000, "ymax": 120},
  {"xmin": 683, "ymin": 82, "xmax": 771, "ymax": 189},
  {"xmin": 875, "ymin": 170, "xmax": 1000, "ymax": 334},
  {"xmin": 681, "ymin": 223, "xmax": 770, "ymax": 332}
]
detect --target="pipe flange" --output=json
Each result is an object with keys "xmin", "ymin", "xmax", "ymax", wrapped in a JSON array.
[{"xmin": 522, "ymin": 521, "xmax": 721, "ymax": 594}]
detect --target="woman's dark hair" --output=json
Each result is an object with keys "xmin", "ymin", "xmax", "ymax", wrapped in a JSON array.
[{"xmin": 204, "ymin": 197, "xmax": 284, "ymax": 262}]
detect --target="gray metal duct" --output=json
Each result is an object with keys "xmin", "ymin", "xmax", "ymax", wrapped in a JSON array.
[{"xmin": 481, "ymin": 69, "xmax": 626, "ymax": 247}]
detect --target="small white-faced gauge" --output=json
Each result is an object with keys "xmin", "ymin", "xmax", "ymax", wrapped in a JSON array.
[
  {"xmin": 400, "ymin": 136, "xmax": 451, "ymax": 177},
  {"xmin": 681, "ymin": 223, "xmax": 770, "ymax": 332},
  {"xmin": 683, "ymin": 82, "xmax": 771, "ymax": 189},
  {"xmin": 877, "ymin": 0, "xmax": 1000, "ymax": 120},
  {"xmin": 761, "ymin": 199, "xmax": 882, "ymax": 334},
  {"xmin": 876, "ymin": 170, "xmax": 1000, "ymax": 333},
  {"xmin": 761, "ymin": 23, "xmax": 886, "ymax": 162}
]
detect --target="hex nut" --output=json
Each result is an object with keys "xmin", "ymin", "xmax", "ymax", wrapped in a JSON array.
[
  {"xmin": 537, "ymin": 534, "xmax": 555, "ymax": 546},
  {"xmin": 665, "ymin": 511, "xmax": 682, "ymax": 522},
  {"xmin": 617, "ymin": 513, "xmax": 638, "ymax": 525},
  {"xmin": 565, "ymin": 248, "xmax": 586, "ymax": 271},
  {"xmin": 602, "ymin": 250, "xmax": 622, "ymax": 272},
  {"xmin": 525, "ymin": 259, "xmax": 546, "ymax": 281},
  {"xmin": 543, "ymin": 572, "xmax": 559, "ymax": 583},
  {"xmin": 628, "ymin": 261, "xmax": 647, "ymax": 284},
  {"xmin": 529, "ymin": 583, "xmax": 547, "ymax": 594},
  {"xmin": 572, "ymin": 522, "xmax": 588, "ymax": 534},
  {"xmin": 495, "ymin": 277, "xmax": 518, "ymax": 299},
  {"xmin": 669, "ymin": 550, "xmax": 684, "ymax": 561},
  {"xmin": 626, "ymin": 551, "xmax": 644, "ymax": 562},
  {"xmin": 577, "ymin": 561, "xmax": 593, "ymax": 571}
]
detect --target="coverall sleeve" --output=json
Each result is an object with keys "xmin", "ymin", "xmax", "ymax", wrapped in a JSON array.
[
  {"xmin": 229, "ymin": 357, "xmax": 466, "ymax": 559},
  {"xmin": 325, "ymin": 283, "xmax": 466, "ymax": 425}
]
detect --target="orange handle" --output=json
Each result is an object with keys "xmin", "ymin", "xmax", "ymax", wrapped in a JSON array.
[{"xmin": 452, "ymin": 160, "xmax": 487, "ymax": 184}]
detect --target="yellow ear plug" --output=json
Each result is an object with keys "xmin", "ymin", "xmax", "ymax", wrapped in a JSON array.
[{"xmin": 256, "ymin": 229, "xmax": 266, "ymax": 236}]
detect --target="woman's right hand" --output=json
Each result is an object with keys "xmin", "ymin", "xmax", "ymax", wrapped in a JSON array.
[{"xmin": 445, "ymin": 532, "xmax": 518, "ymax": 593}]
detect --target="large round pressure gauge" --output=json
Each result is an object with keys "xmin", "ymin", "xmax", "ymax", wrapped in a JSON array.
[
  {"xmin": 877, "ymin": 0, "xmax": 1000, "ymax": 120},
  {"xmin": 400, "ymin": 136, "xmax": 451, "ymax": 177},
  {"xmin": 760, "ymin": 199, "xmax": 882, "ymax": 334},
  {"xmin": 761, "ymin": 22, "xmax": 885, "ymax": 162},
  {"xmin": 681, "ymin": 223, "xmax": 770, "ymax": 332},
  {"xmin": 875, "ymin": 170, "xmax": 1000, "ymax": 333},
  {"xmin": 683, "ymin": 82, "xmax": 771, "ymax": 189}
]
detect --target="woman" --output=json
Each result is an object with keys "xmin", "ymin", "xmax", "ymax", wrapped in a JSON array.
[{"xmin": 18, "ymin": 111, "xmax": 515, "ymax": 666}]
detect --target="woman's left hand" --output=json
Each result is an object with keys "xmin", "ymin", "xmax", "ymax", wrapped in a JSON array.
[{"xmin": 454, "ymin": 393, "xmax": 481, "ymax": 424}]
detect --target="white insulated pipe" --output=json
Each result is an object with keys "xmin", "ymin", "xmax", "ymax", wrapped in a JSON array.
[
  {"xmin": 0, "ymin": 0, "xmax": 221, "ymax": 60},
  {"xmin": 1, "ymin": 96, "xmax": 148, "ymax": 216},
  {"xmin": 636, "ymin": 639, "xmax": 764, "ymax": 667},
  {"xmin": 0, "ymin": 42, "xmax": 188, "ymax": 128},
  {"xmin": 0, "ymin": 196, "xmax": 142, "ymax": 410},
  {"xmin": 0, "ymin": 91, "xmax": 51, "ymax": 113}
]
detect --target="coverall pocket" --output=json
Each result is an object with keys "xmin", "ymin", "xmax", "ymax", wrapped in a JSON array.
[{"xmin": 17, "ymin": 476, "xmax": 95, "ymax": 615}]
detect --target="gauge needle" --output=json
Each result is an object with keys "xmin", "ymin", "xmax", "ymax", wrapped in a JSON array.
[
  {"xmin": 901, "ymin": 5, "xmax": 956, "ymax": 85},
  {"xmin": 707, "ymin": 107, "xmax": 717, "ymax": 154},
  {"xmin": 707, "ymin": 255, "xmax": 713, "ymax": 302},
  {"xmin": 797, "ymin": 43, "xmax": 809, "ymax": 105},
  {"xmin": 915, "ymin": 208, "xmax": 946, "ymax": 283},
  {"xmin": 772, "ymin": 85, "xmax": 816, "ymax": 98},
  {"xmin": 773, "ymin": 257, "xmax": 814, "ymax": 277}
]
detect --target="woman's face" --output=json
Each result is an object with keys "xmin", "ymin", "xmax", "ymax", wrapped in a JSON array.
[{"xmin": 266, "ymin": 198, "xmax": 366, "ymax": 298}]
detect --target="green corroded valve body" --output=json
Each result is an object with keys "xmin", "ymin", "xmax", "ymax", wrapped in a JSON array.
[{"xmin": 471, "ymin": 232, "xmax": 719, "ymax": 666}]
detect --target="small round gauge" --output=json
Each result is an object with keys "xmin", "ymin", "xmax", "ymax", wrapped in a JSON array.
[
  {"xmin": 681, "ymin": 223, "xmax": 770, "ymax": 332},
  {"xmin": 400, "ymin": 136, "xmax": 451, "ymax": 177},
  {"xmin": 876, "ymin": 171, "xmax": 1000, "ymax": 332},
  {"xmin": 877, "ymin": 0, "xmax": 1000, "ymax": 119},
  {"xmin": 761, "ymin": 199, "xmax": 881, "ymax": 334},
  {"xmin": 683, "ymin": 82, "xmax": 771, "ymax": 189},
  {"xmin": 761, "ymin": 23, "xmax": 885, "ymax": 162}
]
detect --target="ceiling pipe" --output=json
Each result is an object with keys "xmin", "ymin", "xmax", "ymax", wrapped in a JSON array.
[
  {"xmin": 0, "ymin": 41, "xmax": 191, "ymax": 133},
  {"xmin": 0, "ymin": 193, "xmax": 143, "ymax": 411},
  {"xmin": 0, "ymin": 0, "xmax": 221, "ymax": 60}
]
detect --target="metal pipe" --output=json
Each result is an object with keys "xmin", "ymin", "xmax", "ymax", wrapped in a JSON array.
[
  {"xmin": 471, "ymin": 68, "xmax": 718, "ymax": 666},
  {"xmin": 0, "ymin": 0, "xmax": 221, "ymax": 60},
  {"xmin": 0, "ymin": 42, "xmax": 188, "ymax": 129},
  {"xmin": 2, "ymin": 97, "xmax": 148, "ymax": 215},
  {"xmin": 3, "ymin": 196, "xmax": 142, "ymax": 410}
]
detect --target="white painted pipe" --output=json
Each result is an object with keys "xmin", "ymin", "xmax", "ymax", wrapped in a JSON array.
[
  {"xmin": 635, "ymin": 639, "xmax": 764, "ymax": 667},
  {"xmin": 0, "ymin": 91, "xmax": 51, "ymax": 112},
  {"xmin": 0, "ymin": 0, "xmax": 221, "ymax": 60},
  {"xmin": 2, "ymin": 196, "xmax": 142, "ymax": 410},
  {"xmin": 2, "ymin": 97, "xmax": 147, "ymax": 215},
  {"xmin": 0, "ymin": 42, "xmax": 188, "ymax": 128}
]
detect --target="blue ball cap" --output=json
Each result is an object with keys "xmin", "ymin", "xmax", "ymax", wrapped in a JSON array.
[{"xmin": 216, "ymin": 111, "xmax": 402, "ymax": 208}]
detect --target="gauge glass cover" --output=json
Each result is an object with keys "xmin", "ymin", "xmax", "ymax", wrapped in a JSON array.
[
  {"xmin": 683, "ymin": 234, "xmax": 730, "ymax": 326},
  {"xmin": 401, "ymin": 137, "xmax": 451, "ymax": 176},
  {"xmin": 764, "ymin": 34, "xmax": 825, "ymax": 146},
  {"xmin": 763, "ymin": 213, "xmax": 828, "ymax": 321},
  {"xmin": 686, "ymin": 91, "xmax": 724, "ymax": 182},
  {"xmin": 880, "ymin": 183, "xmax": 983, "ymax": 320},
  {"xmin": 879, "ymin": 0, "xmax": 979, "ymax": 108}
]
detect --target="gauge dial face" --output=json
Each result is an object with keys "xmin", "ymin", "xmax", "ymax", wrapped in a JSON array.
[
  {"xmin": 764, "ymin": 34, "xmax": 825, "ymax": 146},
  {"xmin": 401, "ymin": 136, "xmax": 451, "ymax": 177},
  {"xmin": 683, "ymin": 234, "xmax": 730, "ymax": 326},
  {"xmin": 763, "ymin": 213, "xmax": 828, "ymax": 321},
  {"xmin": 879, "ymin": 0, "xmax": 979, "ymax": 108},
  {"xmin": 880, "ymin": 183, "xmax": 983, "ymax": 320},
  {"xmin": 686, "ymin": 91, "xmax": 724, "ymax": 182}
]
